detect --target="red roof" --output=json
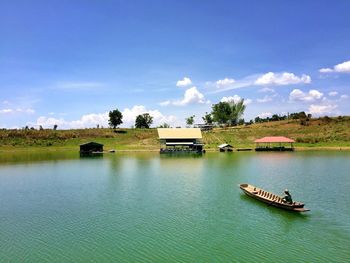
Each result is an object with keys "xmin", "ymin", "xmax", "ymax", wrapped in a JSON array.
[{"xmin": 254, "ymin": 136, "xmax": 295, "ymax": 143}]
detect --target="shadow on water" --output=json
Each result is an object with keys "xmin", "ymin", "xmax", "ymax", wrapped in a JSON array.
[
  {"xmin": 239, "ymin": 194, "xmax": 310, "ymax": 220},
  {"xmin": 159, "ymin": 153, "xmax": 204, "ymax": 159},
  {"xmin": 0, "ymin": 150, "xmax": 79, "ymax": 165}
]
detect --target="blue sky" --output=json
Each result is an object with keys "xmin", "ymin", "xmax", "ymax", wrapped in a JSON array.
[{"xmin": 1, "ymin": 0, "xmax": 350, "ymax": 128}]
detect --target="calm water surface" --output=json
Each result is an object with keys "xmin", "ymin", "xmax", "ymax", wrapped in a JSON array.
[{"xmin": 0, "ymin": 151, "xmax": 349, "ymax": 262}]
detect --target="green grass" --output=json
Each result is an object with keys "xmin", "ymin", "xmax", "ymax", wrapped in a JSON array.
[{"xmin": 1, "ymin": 116, "xmax": 349, "ymax": 152}]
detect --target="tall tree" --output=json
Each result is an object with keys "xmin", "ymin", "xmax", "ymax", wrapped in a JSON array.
[
  {"xmin": 211, "ymin": 102, "xmax": 232, "ymax": 125},
  {"xmin": 211, "ymin": 99, "xmax": 246, "ymax": 126},
  {"xmin": 109, "ymin": 109, "xmax": 123, "ymax": 129},
  {"xmin": 135, "ymin": 113, "xmax": 153, "ymax": 128},
  {"xmin": 202, "ymin": 112, "xmax": 213, "ymax": 125},
  {"xmin": 228, "ymin": 99, "xmax": 246, "ymax": 126},
  {"xmin": 186, "ymin": 115, "xmax": 195, "ymax": 127}
]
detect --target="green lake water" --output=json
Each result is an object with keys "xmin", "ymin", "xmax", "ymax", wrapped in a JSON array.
[{"xmin": 0, "ymin": 151, "xmax": 349, "ymax": 262}]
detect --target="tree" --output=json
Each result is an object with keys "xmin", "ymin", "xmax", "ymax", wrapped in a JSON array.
[
  {"xmin": 255, "ymin": 116, "xmax": 262, "ymax": 123},
  {"xmin": 158, "ymin": 123, "xmax": 170, "ymax": 128},
  {"xmin": 211, "ymin": 99, "xmax": 246, "ymax": 126},
  {"xmin": 186, "ymin": 115, "xmax": 195, "ymax": 127},
  {"xmin": 271, "ymin": 114, "xmax": 279, "ymax": 122},
  {"xmin": 135, "ymin": 113, "xmax": 153, "ymax": 128},
  {"xmin": 202, "ymin": 112, "xmax": 213, "ymax": 125},
  {"xmin": 109, "ymin": 109, "xmax": 123, "ymax": 129},
  {"xmin": 228, "ymin": 99, "xmax": 246, "ymax": 126},
  {"xmin": 53, "ymin": 124, "xmax": 58, "ymax": 130},
  {"xmin": 211, "ymin": 102, "xmax": 231, "ymax": 125}
]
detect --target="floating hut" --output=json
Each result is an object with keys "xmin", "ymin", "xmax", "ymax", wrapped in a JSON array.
[
  {"xmin": 254, "ymin": 136, "xmax": 295, "ymax": 151},
  {"xmin": 157, "ymin": 128, "xmax": 204, "ymax": 153},
  {"xmin": 80, "ymin": 142, "xmax": 104, "ymax": 156},
  {"xmin": 218, "ymin": 143, "xmax": 233, "ymax": 152}
]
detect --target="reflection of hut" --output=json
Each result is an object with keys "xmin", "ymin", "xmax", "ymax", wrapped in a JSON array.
[
  {"xmin": 218, "ymin": 143, "xmax": 233, "ymax": 152},
  {"xmin": 80, "ymin": 142, "xmax": 104, "ymax": 155},
  {"xmin": 157, "ymin": 128, "xmax": 204, "ymax": 153},
  {"xmin": 255, "ymin": 137, "xmax": 295, "ymax": 151}
]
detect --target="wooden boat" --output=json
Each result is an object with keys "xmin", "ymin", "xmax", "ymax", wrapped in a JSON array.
[{"xmin": 239, "ymin": 183, "xmax": 310, "ymax": 212}]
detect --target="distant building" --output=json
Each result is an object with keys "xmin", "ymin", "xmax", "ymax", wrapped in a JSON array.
[
  {"xmin": 254, "ymin": 136, "xmax": 295, "ymax": 151},
  {"xmin": 157, "ymin": 128, "xmax": 204, "ymax": 153},
  {"xmin": 80, "ymin": 142, "xmax": 104, "ymax": 155},
  {"xmin": 218, "ymin": 143, "xmax": 233, "ymax": 152}
]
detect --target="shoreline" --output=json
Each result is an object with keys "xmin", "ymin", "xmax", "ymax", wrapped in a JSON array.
[{"xmin": 1, "ymin": 146, "xmax": 350, "ymax": 154}]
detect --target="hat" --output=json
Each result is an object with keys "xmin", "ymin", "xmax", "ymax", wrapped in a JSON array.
[{"xmin": 284, "ymin": 189, "xmax": 289, "ymax": 193}]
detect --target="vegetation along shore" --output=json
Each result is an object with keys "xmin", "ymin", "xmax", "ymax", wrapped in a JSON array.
[{"xmin": 1, "ymin": 116, "xmax": 349, "ymax": 152}]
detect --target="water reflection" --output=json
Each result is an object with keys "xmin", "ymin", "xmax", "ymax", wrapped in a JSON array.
[{"xmin": 0, "ymin": 150, "xmax": 79, "ymax": 165}]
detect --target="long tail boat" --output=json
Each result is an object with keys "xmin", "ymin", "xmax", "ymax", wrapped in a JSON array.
[{"xmin": 239, "ymin": 183, "xmax": 310, "ymax": 212}]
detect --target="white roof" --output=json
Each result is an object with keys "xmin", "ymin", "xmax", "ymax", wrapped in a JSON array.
[
  {"xmin": 218, "ymin": 143, "xmax": 233, "ymax": 148},
  {"xmin": 166, "ymin": 142, "xmax": 194, "ymax": 145},
  {"xmin": 157, "ymin": 128, "xmax": 202, "ymax": 139}
]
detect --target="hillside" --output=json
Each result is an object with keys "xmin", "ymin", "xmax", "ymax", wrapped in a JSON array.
[{"xmin": 0, "ymin": 116, "xmax": 349, "ymax": 152}]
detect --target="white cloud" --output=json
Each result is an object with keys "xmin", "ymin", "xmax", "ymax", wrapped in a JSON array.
[
  {"xmin": 308, "ymin": 104, "xmax": 338, "ymax": 116},
  {"xmin": 259, "ymin": 87, "xmax": 275, "ymax": 93},
  {"xmin": 221, "ymin": 95, "xmax": 242, "ymax": 104},
  {"xmin": 220, "ymin": 95, "xmax": 252, "ymax": 105},
  {"xmin": 255, "ymin": 72, "xmax": 311, "ymax": 86},
  {"xmin": 35, "ymin": 112, "xmax": 109, "ymax": 129},
  {"xmin": 171, "ymin": 87, "xmax": 209, "ymax": 106},
  {"xmin": 0, "ymin": 109, "xmax": 13, "ymax": 114},
  {"xmin": 257, "ymin": 112, "xmax": 272, "ymax": 118},
  {"xmin": 319, "ymin": 68, "xmax": 333, "ymax": 73},
  {"xmin": 216, "ymin": 78, "xmax": 235, "ymax": 89},
  {"xmin": 328, "ymin": 91, "xmax": 338, "ymax": 97},
  {"xmin": 54, "ymin": 81, "xmax": 104, "ymax": 90},
  {"xmin": 319, "ymin": 60, "xmax": 350, "ymax": 73},
  {"xmin": 244, "ymin": 99, "xmax": 253, "ymax": 105},
  {"xmin": 159, "ymin": 100, "xmax": 171, "ymax": 106},
  {"xmin": 257, "ymin": 95, "xmax": 273, "ymax": 103},
  {"xmin": 340, "ymin": 94, "xmax": 349, "ymax": 99},
  {"xmin": 31, "ymin": 106, "xmax": 177, "ymax": 129},
  {"xmin": 176, "ymin": 77, "xmax": 192, "ymax": 87},
  {"xmin": 289, "ymin": 89, "xmax": 323, "ymax": 102},
  {"xmin": 121, "ymin": 105, "xmax": 177, "ymax": 127},
  {"xmin": 0, "ymin": 108, "xmax": 35, "ymax": 114}
]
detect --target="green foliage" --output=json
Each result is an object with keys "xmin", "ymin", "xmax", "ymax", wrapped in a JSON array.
[
  {"xmin": 202, "ymin": 112, "xmax": 213, "ymax": 125},
  {"xmin": 109, "ymin": 109, "xmax": 123, "ymax": 129},
  {"xmin": 1, "ymin": 116, "xmax": 350, "ymax": 150},
  {"xmin": 290, "ymin": 111, "xmax": 307, "ymax": 120},
  {"xmin": 228, "ymin": 99, "xmax": 246, "ymax": 126},
  {"xmin": 158, "ymin": 123, "xmax": 170, "ymax": 128},
  {"xmin": 211, "ymin": 102, "xmax": 231, "ymax": 125},
  {"xmin": 135, "ymin": 113, "xmax": 153, "ymax": 128},
  {"xmin": 186, "ymin": 115, "xmax": 195, "ymax": 126},
  {"xmin": 211, "ymin": 99, "xmax": 246, "ymax": 126},
  {"xmin": 238, "ymin": 118, "xmax": 245, "ymax": 125}
]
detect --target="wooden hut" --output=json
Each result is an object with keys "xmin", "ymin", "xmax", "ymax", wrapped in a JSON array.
[
  {"xmin": 218, "ymin": 143, "xmax": 233, "ymax": 152},
  {"xmin": 80, "ymin": 142, "xmax": 104, "ymax": 155},
  {"xmin": 254, "ymin": 136, "xmax": 295, "ymax": 151},
  {"xmin": 157, "ymin": 128, "xmax": 204, "ymax": 153}
]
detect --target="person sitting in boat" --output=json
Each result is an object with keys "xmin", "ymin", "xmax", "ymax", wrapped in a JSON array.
[{"xmin": 282, "ymin": 189, "xmax": 293, "ymax": 204}]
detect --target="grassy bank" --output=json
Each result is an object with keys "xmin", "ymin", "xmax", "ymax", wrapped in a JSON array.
[{"xmin": 1, "ymin": 116, "xmax": 349, "ymax": 152}]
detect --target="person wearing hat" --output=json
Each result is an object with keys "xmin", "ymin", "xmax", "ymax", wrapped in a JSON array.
[{"xmin": 282, "ymin": 189, "xmax": 293, "ymax": 204}]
